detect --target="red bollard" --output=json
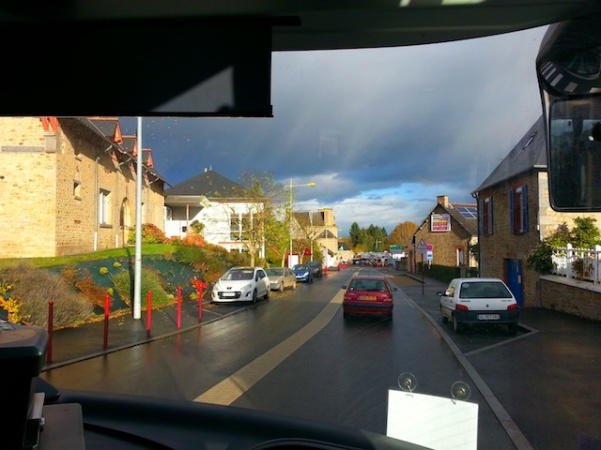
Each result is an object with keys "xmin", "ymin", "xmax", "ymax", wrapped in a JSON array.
[
  {"xmin": 46, "ymin": 300, "xmax": 54, "ymax": 363},
  {"xmin": 198, "ymin": 290, "xmax": 203, "ymax": 322},
  {"xmin": 177, "ymin": 286, "xmax": 182, "ymax": 329},
  {"xmin": 103, "ymin": 293, "xmax": 110, "ymax": 349},
  {"xmin": 146, "ymin": 290, "xmax": 152, "ymax": 337}
]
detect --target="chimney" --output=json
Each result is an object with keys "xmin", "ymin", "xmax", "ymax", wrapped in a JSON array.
[{"xmin": 437, "ymin": 195, "xmax": 449, "ymax": 207}]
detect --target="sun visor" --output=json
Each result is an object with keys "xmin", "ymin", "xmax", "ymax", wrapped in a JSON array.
[{"xmin": 0, "ymin": 18, "xmax": 273, "ymax": 117}]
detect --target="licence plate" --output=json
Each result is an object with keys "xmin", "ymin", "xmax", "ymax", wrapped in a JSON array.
[
  {"xmin": 478, "ymin": 314, "xmax": 500, "ymax": 320},
  {"xmin": 222, "ymin": 292, "xmax": 236, "ymax": 297},
  {"xmin": 359, "ymin": 295, "xmax": 376, "ymax": 301}
]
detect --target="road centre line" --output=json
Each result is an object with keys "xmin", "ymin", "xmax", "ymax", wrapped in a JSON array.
[{"xmin": 194, "ymin": 291, "xmax": 344, "ymax": 405}]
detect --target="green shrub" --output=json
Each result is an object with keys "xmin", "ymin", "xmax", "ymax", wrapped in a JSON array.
[{"xmin": 111, "ymin": 267, "xmax": 172, "ymax": 309}]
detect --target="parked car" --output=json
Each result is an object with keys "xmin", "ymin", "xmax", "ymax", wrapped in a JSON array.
[
  {"xmin": 265, "ymin": 267, "xmax": 297, "ymax": 292},
  {"xmin": 292, "ymin": 264, "xmax": 313, "ymax": 283},
  {"xmin": 438, "ymin": 277, "xmax": 520, "ymax": 334},
  {"xmin": 341, "ymin": 275, "xmax": 396, "ymax": 319},
  {"xmin": 307, "ymin": 260, "xmax": 323, "ymax": 278},
  {"xmin": 211, "ymin": 267, "xmax": 270, "ymax": 303}
]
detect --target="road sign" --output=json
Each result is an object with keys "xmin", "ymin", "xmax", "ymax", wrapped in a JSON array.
[
  {"xmin": 426, "ymin": 251, "xmax": 433, "ymax": 261},
  {"xmin": 426, "ymin": 243, "xmax": 433, "ymax": 251},
  {"xmin": 417, "ymin": 239, "xmax": 427, "ymax": 254}
]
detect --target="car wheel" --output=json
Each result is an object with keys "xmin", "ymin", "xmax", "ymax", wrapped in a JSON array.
[
  {"xmin": 279, "ymin": 284, "xmax": 284, "ymax": 293},
  {"xmin": 440, "ymin": 306, "xmax": 448, "ymax": 323},
  {"xmin": 292, "ymin": 282, "xmax": 297, "ymax": 290},
  {"xmin": 453, "ymin": 316, "xmax": 462, "ymax": 333},
  {"xmin": 264, "ymin": 287, "xmax": 270, "ymax": 300},
  {"xmin": 252, "ymin": 289, "xmax": 258, "ymax": 303}
]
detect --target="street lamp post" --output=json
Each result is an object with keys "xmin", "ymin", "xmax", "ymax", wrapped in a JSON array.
[{"xmin": 288, "ymin": 178, "xmax": 316, "ymax": 266}]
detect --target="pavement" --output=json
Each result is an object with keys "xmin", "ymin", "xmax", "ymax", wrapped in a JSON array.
[{"xmin": 39, "ymin": 268, "xmax": 601, "ymax": 449}]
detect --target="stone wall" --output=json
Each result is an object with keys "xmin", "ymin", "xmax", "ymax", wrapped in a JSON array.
[
  {"xmin": 540, "ymin": 276, "xmax": 601, "ymax": 321},
  {"xmin": 0, "ymin": 117, "xmax": 165, "ymax": 258}
]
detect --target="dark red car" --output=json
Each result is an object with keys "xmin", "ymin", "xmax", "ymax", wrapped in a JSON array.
[{"xmin": 341, "ymin": 275, "xmax": 396, "ymax": 319}]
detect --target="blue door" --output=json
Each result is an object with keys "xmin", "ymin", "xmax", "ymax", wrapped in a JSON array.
[{"xmin": 505, "ymin": 259, "xmax": 524, "ymax": 307}]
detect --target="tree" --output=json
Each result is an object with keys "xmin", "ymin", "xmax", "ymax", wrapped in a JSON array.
[
  {"xmin": 570, "ymin": 217, "xmax": 601, "ymax": 248},
  {"xmin": 349, "ymin": 222, "xmax": 362, "ymax": 247},
  {"xmin": 387, "ymin": 221, "xmax": 417, "ymax": 248},
  {"xmin": 219, "ymin": 170, "xmax": 288, "ymax": 266}
]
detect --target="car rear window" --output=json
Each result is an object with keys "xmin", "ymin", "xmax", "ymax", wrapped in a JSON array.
[
  {"xmin": 349, "ymin": 279, "xmax": 387, "ymax": 292},
  {"xmin": 459, "ymin": 281, "xmax": 512, "ymax": 299}
]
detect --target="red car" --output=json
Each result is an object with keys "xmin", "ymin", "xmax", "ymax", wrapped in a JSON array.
[{"xmin": 342, "ymin": 275, "xmax": 396, "ymax": 319}]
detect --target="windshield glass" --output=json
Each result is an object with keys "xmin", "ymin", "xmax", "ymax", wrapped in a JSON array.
[
  {"xmin": 223, "ymin": 269, "xmax": 254, "ymax": 280},
  {"xmin": 3, "ymin": 13, "xmax": 601, "ymax": 450}
]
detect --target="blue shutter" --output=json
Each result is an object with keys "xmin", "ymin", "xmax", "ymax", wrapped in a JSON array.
[
  {"xmin": 478, "ymin": 199, "xmax": 484, "ymax": 235},
  {"xmin": 488, "ymin": 197, "xmax": 494, "ymax": 234},
  {"xmin": 509, "ymin": 189, "xmax": 515, "ymax": 233}
]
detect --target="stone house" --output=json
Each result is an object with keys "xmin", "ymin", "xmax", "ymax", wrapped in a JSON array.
[
  {"xmin": 472, "ymin": 115, "xmax": 601, "ymax": 316},
  {"xmin": 292, "ymin": 208, "xmax": 339, "ymax": 266},
  {"xmin": 0, "ymin": 117, "xmax": 166, "ymax": 258},
  {"xmin": 409, "ymin": 195, "xmax": 478, "ymax": 273},
  {"xmin": 163, "ymin": 169, "xmax": 266, "ymax": 258}
]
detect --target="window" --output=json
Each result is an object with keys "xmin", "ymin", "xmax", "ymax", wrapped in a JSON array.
[
  {"xmin": 73, "ymin": 180, "xmax": 81, "ymax": 200},
  {"xmin": 230, "ymin": 212, "xmax": 251, "ymax": 241},
  {"xmin": 509, "ymin": 185, "xmax": 528, "ymax": 233},
  {"xmin": 456, "ymin": 248, "xmax": 465, "ymax": 266},
  {"xmin": 478, "ymin": 197, "xmax": 493, "ymax": 235},
  {"xmin": 99, "ymin": 189, "xmax": 111, "ymax": 225}
]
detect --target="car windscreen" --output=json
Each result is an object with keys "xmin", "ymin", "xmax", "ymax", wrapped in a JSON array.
[
  {"xmin": 224, "ymin": 270, "xmax": 254, "ymax": 281},
  {"xmin": 459, "ymin": 281, "xmax": 512, "ymax": 299},
  {"xmin": 266, "ymin": 269, "xmax": 283, "ymax": 276}
]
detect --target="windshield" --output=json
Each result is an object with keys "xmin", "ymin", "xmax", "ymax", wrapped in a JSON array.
[
  {"xmin": 2, "ymin": 10, "xmax": 601, "ymax": 450},
  {"xmin": 223, "ymin": 269, "xmax": 254, "ymax": 281}
]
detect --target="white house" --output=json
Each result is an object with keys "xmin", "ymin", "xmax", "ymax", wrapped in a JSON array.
[{"xmin": 164, "ymin": 169, "xmax": 266, "ymax": 257}]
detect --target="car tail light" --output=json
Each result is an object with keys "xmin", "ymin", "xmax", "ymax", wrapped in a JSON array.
[
  {"xmin": 382, "ymin": 293, "xmax": 392, "ymax": 302},
  {"xmin": 456, "ymin": 303, "xmax": 469, "ymax": 312},
  {"xmin": 507, "ymin": 304, "xmax": 519, "ymax": 311}
]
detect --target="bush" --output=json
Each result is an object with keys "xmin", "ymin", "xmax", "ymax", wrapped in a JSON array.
[
  {"xmin": 0, "ymin": 263, "xmax": 93, "ymax": 329},
  {"xmin": 127, "ymin": 223, "xmax": 170, "ymax": 244},
  {"xmin": 111, "ymin": 267, "xmax": 172, "ymax": 309}
]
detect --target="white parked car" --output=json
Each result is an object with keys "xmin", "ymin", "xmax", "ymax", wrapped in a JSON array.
[
  {"xmin": 211, "ymin": 267, "xmax": 270, "ymax": 303},
  {"xmin": 438, "ymin": 278, "xmax": 520, "ymax": 334}
]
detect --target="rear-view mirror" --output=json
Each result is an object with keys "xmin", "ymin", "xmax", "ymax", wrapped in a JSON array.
[{"xmin": 548, "ymin": 95, "xmax": 601, "ymax": 210}]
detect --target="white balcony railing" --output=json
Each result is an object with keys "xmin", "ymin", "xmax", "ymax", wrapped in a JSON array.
[{"xmin": 551, "ymin": 244, "xmax": 601, "ymax": 284}]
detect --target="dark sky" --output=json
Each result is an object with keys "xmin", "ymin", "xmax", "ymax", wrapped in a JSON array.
[{"xmin": 120, "ymin": 25, "xmax": 547, "ymax": 235}]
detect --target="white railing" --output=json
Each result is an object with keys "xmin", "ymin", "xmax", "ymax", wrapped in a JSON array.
[{"xmin": 551, "ymin": 244, "xmax": 601, "ymax": 284}]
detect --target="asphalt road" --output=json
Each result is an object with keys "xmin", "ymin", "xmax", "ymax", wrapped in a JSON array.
[{"xmin": 41, "ymin": 267, "xmax": 520, "ymax": 449}]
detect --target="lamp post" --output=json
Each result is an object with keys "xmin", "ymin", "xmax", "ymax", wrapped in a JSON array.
[{"xmin": 288, "ymin": 178, "xmax": 316, "ymax": 266}]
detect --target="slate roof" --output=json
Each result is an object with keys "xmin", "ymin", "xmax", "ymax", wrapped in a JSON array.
[
  {"xmin": 165, "ymin": 169, "xmax": 246, "ymax": 198},
  {"xmin": 416, "ymin": 199, "xmax": 478, "ymax": 237},
  {"xmin": 446, "ymin": 203, "xmax": 478, "ymax": 236},
  {"xmin": 474, "ymin": 115, "xmax": 547, "ymax": 193},
  {"xmin": 71, "ymin": 117, "xmax": 167, "ymax": 185}
]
